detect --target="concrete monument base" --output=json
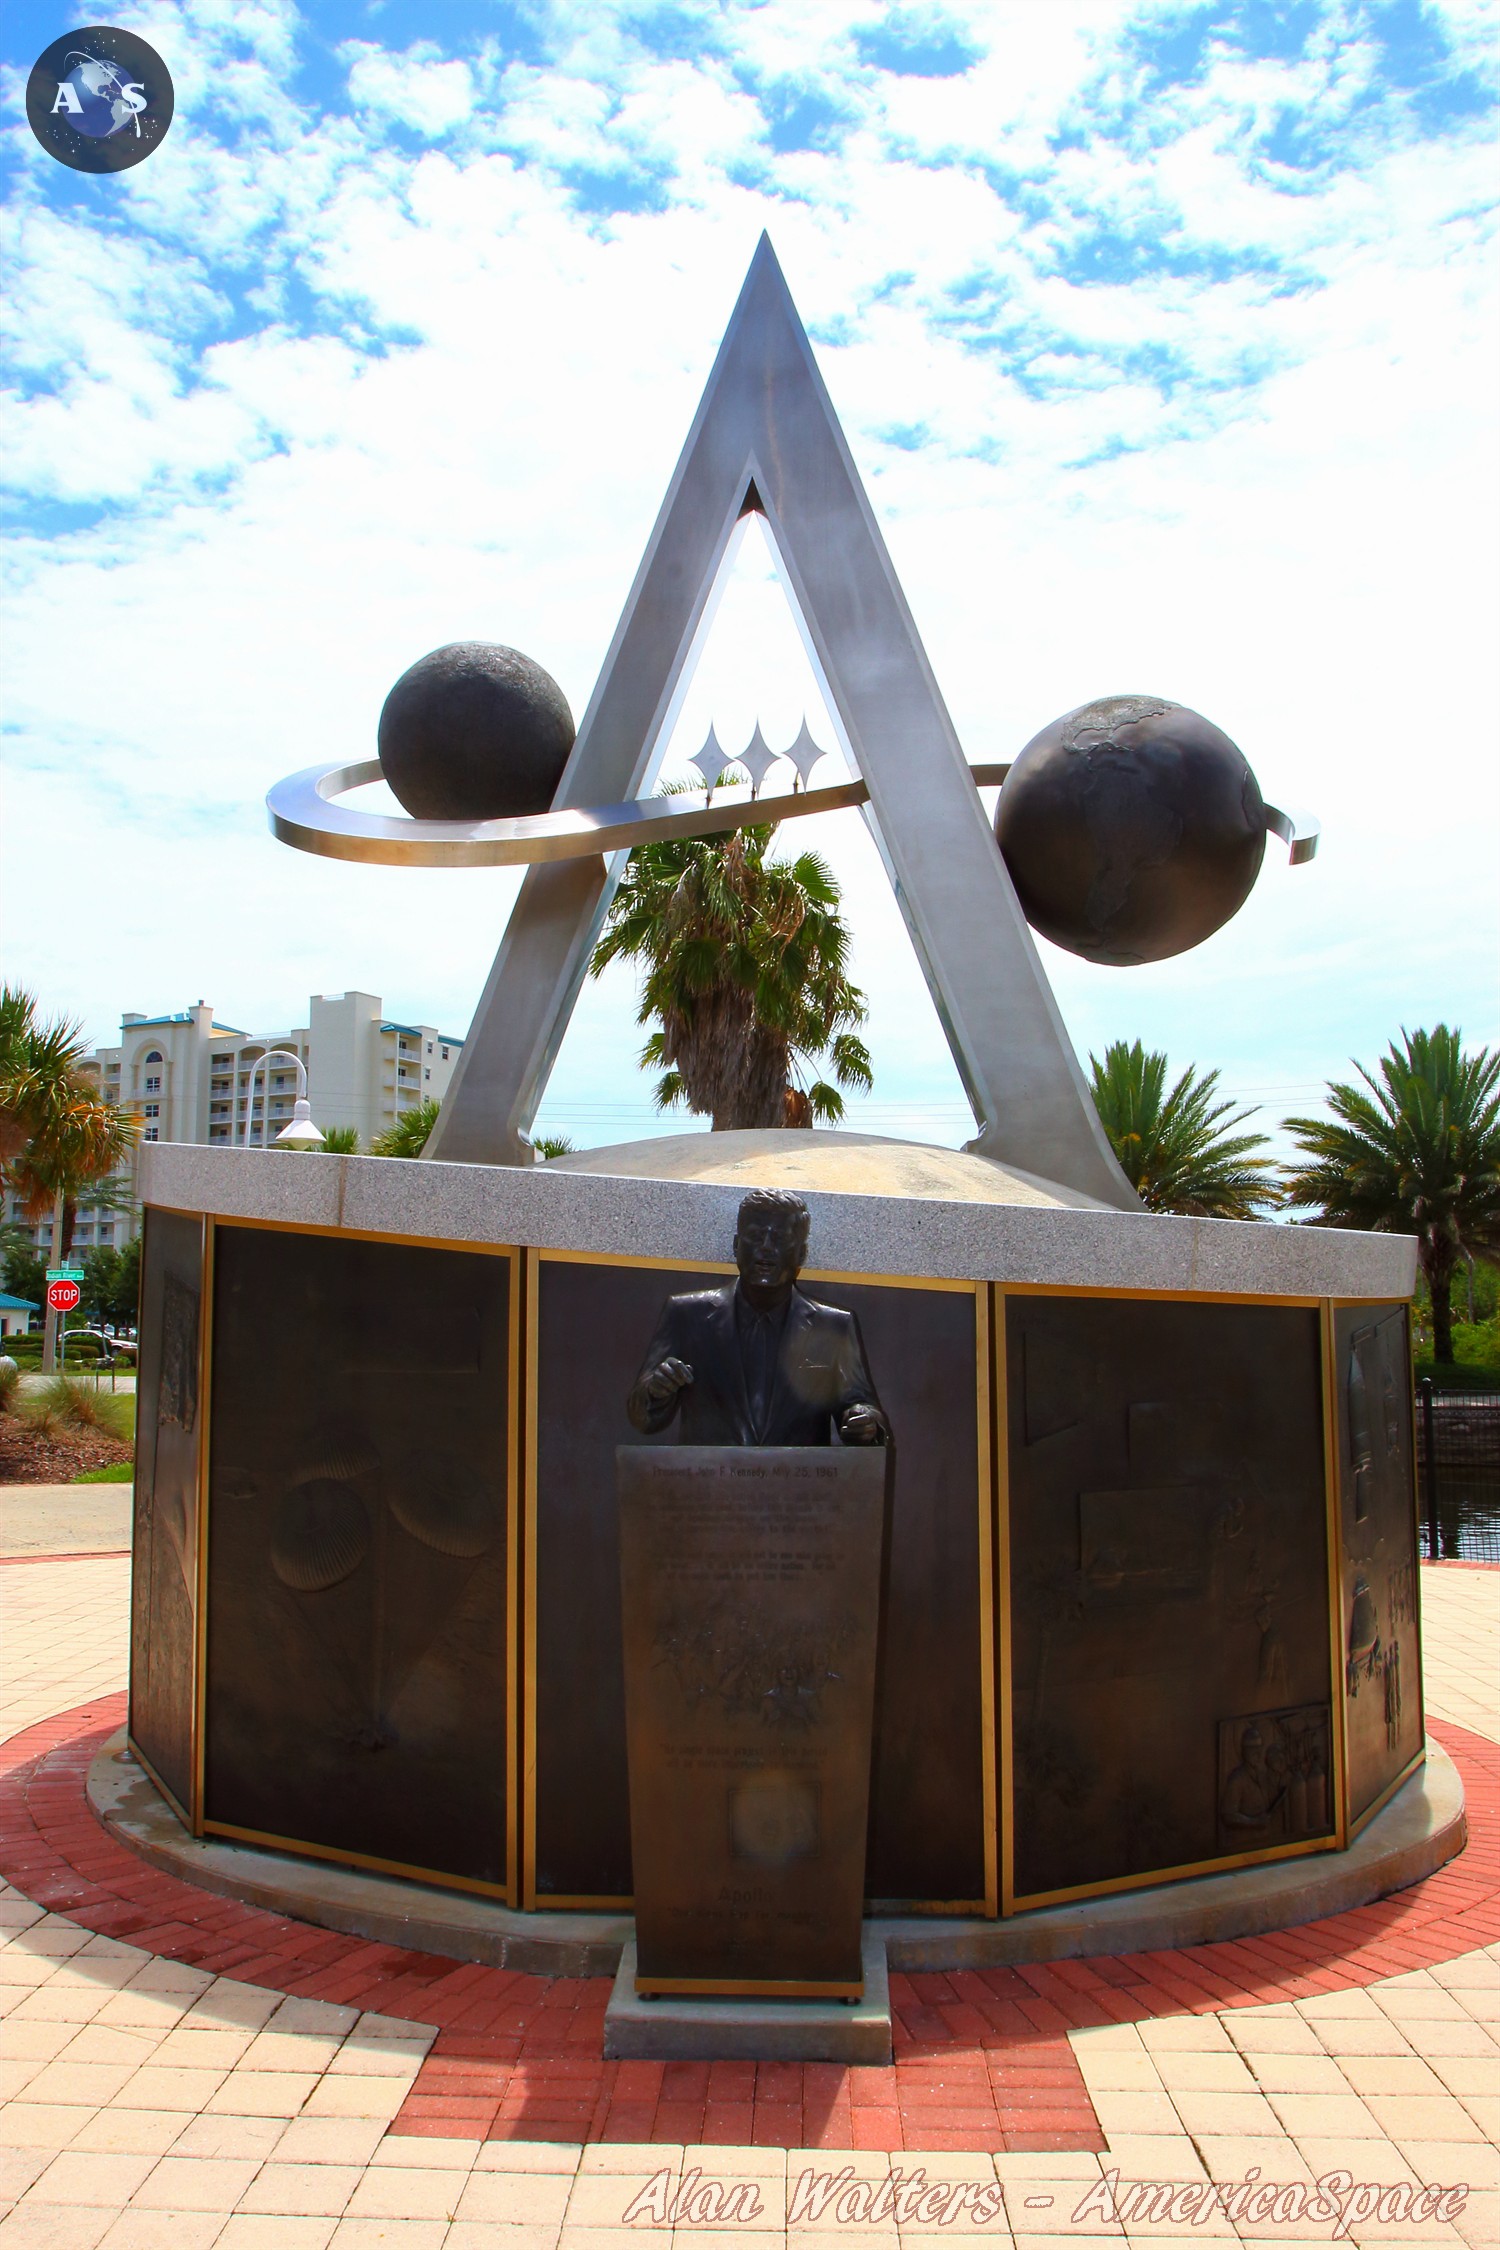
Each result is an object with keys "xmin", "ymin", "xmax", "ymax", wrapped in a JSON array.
[
  {"xmin": 603, "ymin": 1934, "xmax": 892, "ymax": 2063},
  {"xmin": 89, "ymin": 1730, "xmax": 1464, "ymax": 1991},
  {"xmin": 123, "ymin": 1138, "xmax": 1428, "ymax": 1987}
]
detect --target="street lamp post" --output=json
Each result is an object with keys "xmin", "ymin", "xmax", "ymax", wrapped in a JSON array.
[{"xmin": 241, "ymin": 1049, "xmax": 326, "ymax": 1150}]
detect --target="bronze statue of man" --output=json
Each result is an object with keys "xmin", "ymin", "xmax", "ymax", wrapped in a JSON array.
[{"xmin": 627, "ymin": 1187, "xmax": 890, "ymax": 1448}]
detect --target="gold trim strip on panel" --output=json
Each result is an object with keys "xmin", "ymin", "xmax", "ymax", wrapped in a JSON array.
[
  {"xmin": 126, "ymin": 1734, "xmax": 192, "ymax": 1834},
  {"xmin": 527, "ymin": 1892, "xmax": 994, "ymax": 1915},
  {"xmin": 1403, "ymin": 1301, "xmax": 1430, "ymax": 1754},
  {"xmin": 126, "ymin": 1210, "xmax": 157, "ymax": 1762},
  {"xmin": 975, "ymin": 1280, "xmax": 998, "ymax": 1917},
  {"xmin": 1011, "ymin": 1828, "xmax": 1342, "ymax": 1915},
  {"xmin": 1001, "ymin": 1281, "xmax": 1328, "ymax": 1308},
  {"xmin": 1348, "ymin": 1745, "xmax": 1427, "ymax": 1842},
  {"xmin": 867, "ymin": 1898, "xmax": 990, "ymax": 1918},
  {"xmin": 191, "ymin": 1215, "xmax": 214, "ymax": 1836},
  {"xmin": 505, "ymin": 1243, "xmax": 523, "ymax": 1910},
  {"xmin": 537, "ymin": 1245, "xmax": 978, "ymax": 1293},
  {"xmin": 540, "ymin": 1247, "xmax": 736, "ymax": 1275},
  {"xmin": 202, "ymin": 1818, "xmax": 514, "ymax": 1898},
  {"xmin": 532, "ymin": 1893, "xmax": 634, "ymax": 1911},
  {"xmin": 522, "ymin": 1247, "xmax": 541, "ymax": 1911},
  {"xmin": 636, "ymin": 1975, "xmax": 864, "ymax": 1999},
  {"xmin": 210, "ymin": 1212, "xmax": 519, "ymax": 1257},
  {"xmin": 995, "ymin": 1289, "xmax": 1015, "ymax": 1919},
  {"xmin": 129, "ymin": 1215, "xmax": 150, "ymax": 1545},
  {"xmin": 1321, "ymin": 1299, "xmax": 1351, "ymax": 1849}
]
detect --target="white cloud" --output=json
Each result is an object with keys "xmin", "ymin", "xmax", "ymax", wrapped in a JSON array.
[
  {"xmin": 343, "ymin": 43, "xmax": 477, "ymax": 139},
  {"xmin": 1, "ymin": 0, "xmax": 1496, "ymax": 1157}
]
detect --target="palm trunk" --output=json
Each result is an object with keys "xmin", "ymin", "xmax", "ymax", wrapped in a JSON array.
[{"xmin": 1431, "ymin": 1273, "xmax": 1455, "ymax": 1364}]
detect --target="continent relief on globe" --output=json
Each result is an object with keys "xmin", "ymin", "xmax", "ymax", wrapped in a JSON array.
[{"xmin": 994, "ymin": 695, "xmax": 1267, "ymax": 966}]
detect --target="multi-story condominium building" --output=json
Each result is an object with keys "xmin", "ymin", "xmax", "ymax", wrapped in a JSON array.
[{"xmin": 4, "ymin": 992, "xmax": 464, "ymax": 1255}]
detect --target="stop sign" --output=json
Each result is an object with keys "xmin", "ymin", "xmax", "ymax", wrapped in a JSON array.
[{"xmin": 46, "ymin": 1278, "xmax": 81, "ymax": 1315}]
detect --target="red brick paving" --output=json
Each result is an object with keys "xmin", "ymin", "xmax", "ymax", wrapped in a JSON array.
[{"xmin": 0, "ymin": 1694, "xmax": 1494, "ymax": 2151}]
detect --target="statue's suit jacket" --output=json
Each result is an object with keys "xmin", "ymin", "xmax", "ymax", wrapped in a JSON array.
[{"xmin": 627, "ymin": 1283, "xmax": 885, "ymax": 1446}]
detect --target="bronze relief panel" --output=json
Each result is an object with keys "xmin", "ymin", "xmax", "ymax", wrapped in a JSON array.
[
  {"xmin": 1333, "ymin": 1303, "xmax": 1421, "ymax": 1825},
  {"xmin": 204, "ymin": 1226, "xmax": 513, "ymax": 1888},
  {"xmin": 1005, "ymin": 1295, "xmax": 1332, "ymax": 1902},
  {"xmin": 129, "ymin": 1208, "xmax": 205, "ymax": 1815},
  {"xmin": 1216, "ymin": 1701, "xmax": 1333, "ymax": 1854},
  {"xmin": 534, "ymin": 1257, "xmax": 984, "ymax": 1906}
]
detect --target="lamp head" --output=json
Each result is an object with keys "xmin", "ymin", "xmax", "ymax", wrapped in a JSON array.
[{"xmin": 275, "ymin": 1098, "xmax": 325, "ymax": 1150}]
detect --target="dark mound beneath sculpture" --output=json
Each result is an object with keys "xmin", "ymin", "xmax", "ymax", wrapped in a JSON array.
[
  {"xmin": 378, "ymin": 641, "xmax": 575, "ymax": 821},
  {"xmin": 996, "ymin": 694, "xmax": 1266, "ymax": 965}
]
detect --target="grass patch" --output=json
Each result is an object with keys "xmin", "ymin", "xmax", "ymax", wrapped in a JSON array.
[
  {"xmin": 71, "ymin": 1461, "xmax": 133, "ymax": 1484},
  {"xmin": 0, "ymin": 1362, "xmax": 17, "ymax": 1415}
]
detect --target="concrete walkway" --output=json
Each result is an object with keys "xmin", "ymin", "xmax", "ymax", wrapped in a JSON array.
[
  {"xmin": 0, "ymin": 1487, "xmax": 131, "ymax": 1560},
  {"xmin": 0, "ymin": 1540, "xmax": 1495, "ymax": 2247}
]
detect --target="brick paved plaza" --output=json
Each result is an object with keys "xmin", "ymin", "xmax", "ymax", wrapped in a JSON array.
[{"xmin": 0, "ymin": 1544, "xmax": 1495, "ymax": 2247}]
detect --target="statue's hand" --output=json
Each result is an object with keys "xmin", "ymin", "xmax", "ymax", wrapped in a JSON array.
[
  {"xmin": 643, "ymin": 1355, "xmax": 694, "ymax": 1404},
  {"xmin": 840, "ymin": 1404, "xmax": 888, "ymax": 1446}
]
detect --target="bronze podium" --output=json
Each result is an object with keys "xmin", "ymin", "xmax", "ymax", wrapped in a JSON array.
[{"xmin": 617, "ymin": 1445, "xmax": 889, "ymax": 1998}]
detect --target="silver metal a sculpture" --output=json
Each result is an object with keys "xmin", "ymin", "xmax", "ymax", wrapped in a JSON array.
[{"xmin": 269, "ymin": 236, "xmax": 1314, "ymax": 1208}]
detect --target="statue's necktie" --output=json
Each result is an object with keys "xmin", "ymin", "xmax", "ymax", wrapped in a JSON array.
[{"xmin": 742, "ymin": 1307, "xmax": 780, "ymax": 1439}]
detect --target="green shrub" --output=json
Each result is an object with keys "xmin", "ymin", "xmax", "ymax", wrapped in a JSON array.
[
  {"xmin": 28, "ymin": 1375, "xmax": 134, "ymax": 1440},
  {"xmin": 1454, "ymin": 1313, "xmax": 1500, "ymax": 1369},
  {"xmin": 1412, "ymin": 1359, "xmax": 1500, "ymax": 1392},
  {"xmin": 24, "ymin": 1398, "xmax": 62, "ymax": 1440}
]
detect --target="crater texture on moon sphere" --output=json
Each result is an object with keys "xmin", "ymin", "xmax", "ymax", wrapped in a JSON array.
[
  {"xmin": 995, "ymin": 694, "xmax": 1267, "ymax": 966},
  {"xmin": 378, "ymin": 642, "xmax": 575, "ymax": 821}
]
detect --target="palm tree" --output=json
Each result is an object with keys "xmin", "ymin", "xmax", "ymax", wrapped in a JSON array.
[
  {"xmin": 2, "ymin": 986, "xmax": 140, "ymax": 1261},
  {"xmin": 0, "ymin": 985, "xmax": 89, "ymax": 1178},
  {"xmin": 1089, "ymin": 1040, "xmax": 1277, "ymax": 1218},
  {"xmin": 8, "ymin": 1090, "xmax": 141, "ymax": 1265},
  {"xmin": 1283, "ymin": 1026, "xmax": 1500, "ymax": 1363},
  {"xmin": 2, "ymin": 987, "xmax": 140, "ymax": 1371},
  {"xmin": 371, "ymin": 1098, "xmax": 441, "ymax": 1159},
  {"xmin": 589, "ymin": 803, "xmax": 873, "ymax": 1130},
  {"xmin": 318, "ymin": 1125, "xmax": 361, "ymax": 1154}
]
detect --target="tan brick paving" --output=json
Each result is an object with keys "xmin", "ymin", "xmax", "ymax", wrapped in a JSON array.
[{"xmin": 0, "ymin": 1552, "xmax": 1496, "ymax": 2244}]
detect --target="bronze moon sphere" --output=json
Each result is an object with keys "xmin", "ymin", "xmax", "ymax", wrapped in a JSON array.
[
  {"xmin": 994, "ymin": 694, "xmax": 1269, "ymax": 967},
  {"xmin": 378, "ymin": 641, "xmax": 576, "ymax": 822}
]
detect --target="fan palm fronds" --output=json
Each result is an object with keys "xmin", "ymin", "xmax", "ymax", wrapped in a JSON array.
[{"xmin": 591, "ymin": 794, "xmax": 872, "ymax": 1130}]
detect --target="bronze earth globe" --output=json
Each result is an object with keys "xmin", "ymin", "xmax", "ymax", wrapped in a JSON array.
[
  {"xmin": 994, "ymin": 693, "xmax": 1267, "ymax": 966},
  {"xmin": 378, "ymin": 642, "xmax": 576, "ymax": 821}
]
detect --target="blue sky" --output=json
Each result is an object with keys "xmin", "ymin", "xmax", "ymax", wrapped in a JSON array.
[{"xmin": 2, "ymin": 0, "xmax": 1496, "ymax": 1156}]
